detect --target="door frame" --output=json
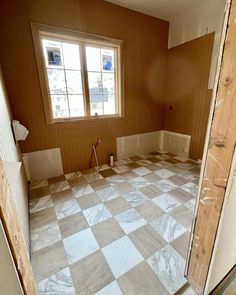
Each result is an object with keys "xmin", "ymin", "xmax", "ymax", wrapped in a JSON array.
[{"xmin": 185, "ymin": 0, "xmax": 236, "ymax": 293}]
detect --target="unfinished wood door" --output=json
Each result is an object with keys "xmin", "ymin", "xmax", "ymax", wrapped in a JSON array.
[
  {"xmin": 0, "ymin": 158, "xmax": 37, "ymax": 294},
  {"xmin": 185, "ymin": 0, "xmax": 236, "ymax": 293}
]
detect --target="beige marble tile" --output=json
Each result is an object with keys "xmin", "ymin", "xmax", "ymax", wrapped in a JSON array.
[
  {"xmin": 125, "ymin": 162, "xmax": 141, "ymax": 169},
  {"xmin": 67, "ymin": 176, "xmax": 87, "ymax": 188},
  {"xmin": 30, "ymin": 206, "xmax": 56, "ymax": 230},
  {"xmin": 52, "ymin": 189, "xmax": 74, "ymax": 205},
  {"xmin": 168, "ymin": 174, "xmax": 188, "ymax": 186},
  {"xmin": 90, "ymin": 179, "xmax": 111, "ymax": 191},
  {"xmin": 120, "ymin": 171, "xmax": 138, "ymax": 180},
  {"xmin": 99, "ymin": 168, "xmax": 117, "ymax": 178},
  {"xmin": 49, "ymin": 181, "xmax": 70, "ymax": 195},
  {"xmin": 105, "ymin": 196, "xmax": 131, "ymax": 216},
  {"xmin": 70, "ymin": 250, "xmax": 114, "ymax": 295},
  {"xmin": 113, "ymin": 182, "xmax": 135, "ymax": 194},
  {"xmin": 77, "ymin": 192, "xmax": 101, "ymax": 210},
  {"xmin": 143, "ymin": 173, "xmax": 162, "ymax": 183},
  {"xmin": 170, "ymin": 206, "xmax": 194, "ymax": 230},
  {"xmin": 136, "ymin": 201, "xmax": 164, "ymax": 222},
  {"xmin": 48, "ymin": 175, "xmax": 66, "ymax": 185},
  {"xmin": 129, "ymin": 224, "xmax": 166, "ymax": 258},
  {"xmin": 139, "ymin": 184, "xmax": 163, "ymax": 199},
  {"xmin": 92, "ymin": 219, "xmax": 125, "ymax": 247},
  {"xmin": 171, "ymin": 231, "xmax": 191, "ymax": 260},
  {"xmin": 32, "ymin": 241, "xmax": 68, "ymax": 282},
  {"xmin": 169, "ymin": 188, "xmax": 194, "ymax": 203},
  {"xmin": 118, "ymin": 261, "xmax": 168, "ymax": 295},
  {"xmin": 58, "ymin": 212, "xmax": 89, "ymax": 238},
  {"xmin": 146, "ymin": 157, "xmax": 161, "ymax": 164},
  {"xmin": 29, "ymin": 185, "xmax": 50, "ymax": 200}
]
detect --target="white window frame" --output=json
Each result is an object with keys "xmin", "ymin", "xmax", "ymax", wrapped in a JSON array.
[{"xmin": 31, "ymin": 22, "xmax": 124, "ymax": 124}]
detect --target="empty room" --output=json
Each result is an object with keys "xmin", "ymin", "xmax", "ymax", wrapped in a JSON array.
[{"xmin": 1, "ymin": 0, "xmax": 236, "ymax": 294}]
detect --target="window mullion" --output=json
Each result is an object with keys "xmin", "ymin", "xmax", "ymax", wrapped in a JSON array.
[{"xmin": 80, "ymin": 43, "xmax": 91, "ymax": 117}]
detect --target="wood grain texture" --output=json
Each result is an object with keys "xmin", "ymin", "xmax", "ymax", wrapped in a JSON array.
[
  {"xmin": 0, "ymin": 0, "xmax": 168, "ymax": 173},
  {"xmin": 164, "ymin": 33, "xmax": 214, "ymax": 160},
  {"xmin": 0, "ymin": 159, "xmax": 37, "ymax": 294},
  {"xmin": 186, "ymin": 0, "xmax": 236, "ymax": 293}
]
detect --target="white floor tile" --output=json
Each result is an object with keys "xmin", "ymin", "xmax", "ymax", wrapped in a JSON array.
[
  {"xmin": 155, "ymin": 169, "xmax": 174, "ymax": 178},
  {"xmin": 97, "ymin": 186, "xmax": 120, "ymax": 202},
  {"xmin": 133, "ymin": 167, "xmax": 151, "ymax": 176},
  {"xmin": 55, "ymin": 199, "xmax": 81, "ymax": 220},
  {"xmin": 154, "ymin": 179, "xmax": 177, "ymax": 192},
  {"xmin": 63, "ymin": 228, "xmax": 99, "ymax": 264},
  {"xmin": 147, "ymin": 244, "xmax": 187, "ymax": 295},
  {"xmin": 102, "ymin": 236, "xmax": 143, "ymax": 278},
  {"xmin": 123, "ymin": 190, "xmax": 147, "ymax": 207},
  {"xmin": 115, "ymin": 208, "xmax": 147, "ymax": 234},
  {"xmin": 31, "ymin": 222, "xmax": 61, "ymax": 252},
  {"xmin": 153, "ymin": 194, "xmax": 181, "ymax": 212},
  {"xmin": 37, "ymin": 267, "xmax": 76, "ymax": 295},
  {"xmin": 150, "ymin": 214, "xmax": 186, "ymax": 242},
  {"xmin": 83, "ymin": 204, "xmax": 112, "ymax": 226},
  {"xmin": 95, "ymin": 281, "xmax": 122, "ymax": 295}
]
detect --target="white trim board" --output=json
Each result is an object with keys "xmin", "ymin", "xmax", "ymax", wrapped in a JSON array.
[{"xmin": 117, "ymin": 130, "xmax": 191, "ymax": 160}]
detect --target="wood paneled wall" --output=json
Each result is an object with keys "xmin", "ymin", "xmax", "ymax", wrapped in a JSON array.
[
  {"xmin": 164, "ymin": 33, "xmax": 215, "ymax": 160},
  {"xmin": 0, "ymin": 0, "xmax": 168, "ymax": 173}
]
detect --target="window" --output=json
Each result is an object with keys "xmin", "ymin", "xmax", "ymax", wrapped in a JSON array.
[{"xmin": 31, "ymin": 23, "xmax": 123, "ymax": 123}]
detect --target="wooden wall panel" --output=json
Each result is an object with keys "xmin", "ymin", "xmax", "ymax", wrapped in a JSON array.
[
  {"xmin": 164, "ymin": 33, "xmax": 214, "ymax": 160},
  {"xmin": 0, "ymin": 0, "xmax": 168, "ymax": 173}
]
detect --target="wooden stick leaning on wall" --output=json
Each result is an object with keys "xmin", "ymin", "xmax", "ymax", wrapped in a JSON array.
[
  {"xmin": 186, "ymin": 0, "xmax": 236, "ymax": 293},
  {"xmin": 0, "ymin": 158, "xmax": 37, "ymax": 294}
]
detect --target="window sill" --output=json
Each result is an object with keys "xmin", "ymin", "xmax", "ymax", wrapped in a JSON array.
[{"xmin": 50, "ymin": 114, "xmax": 123, "ymax": 124}]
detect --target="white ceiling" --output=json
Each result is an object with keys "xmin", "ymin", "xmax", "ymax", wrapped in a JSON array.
[{"xmin": 105, "ymin": 0, "xmax": 206, "ymax": 21}]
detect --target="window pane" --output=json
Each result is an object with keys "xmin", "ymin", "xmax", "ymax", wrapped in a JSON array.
[
  {"xmin": 47, "ymin": 69, "xmax": 66, "ymax": 95},
  {"xmin": 65, "ymin": 70, "xmax": 83, "ymax": 94},
  {"xmin": 62, "ymin": 43, "xmax": 81, "ymax": 70},
  {"xmin": 90, "ymin": 101, "xmax": 103, "ymax": 116},
  {"xmin": 51, "ymin": 95, "xmax": 69, "ymax": 118},
  {"xmin": 68, "ymin": 95, "xmax": 85, "ymax": 117},
  {"xmin": 88, "ymin": 72, "xmax": 103, "ymax": 93},
  {"xmin": 101, "ymin": 49, "xmax": 114, "ymax": 72},
  {"xmin": 103, "ymin": 73, "xmax": 115, "ymax": 93},
  {"xmin": 86, "ymin": 46, "xmax": 101, "ymax": 71},
  {"xmin": 42, "ymin": 39, "xmax": 63, "ymax": 68},
  {"xmin": 104, "ymin": 94, "xmax": 116, "ymax": 115}
]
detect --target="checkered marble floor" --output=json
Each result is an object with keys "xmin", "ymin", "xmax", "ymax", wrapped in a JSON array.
[{"xmin": 29, "ymin": 152, "xmax": 200, "ymax": 295}]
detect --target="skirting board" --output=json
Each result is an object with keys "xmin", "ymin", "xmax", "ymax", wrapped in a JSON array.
[{"xmin": 117, "ymin": 130, "xmax": 191, "ymax": 160}]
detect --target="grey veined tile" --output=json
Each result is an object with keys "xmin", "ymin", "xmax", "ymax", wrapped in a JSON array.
[
  {"xmin": 154, "ymin": 179, "xmax": 177, "ymax": 193},
  {"xmin": 72, "ymin": 184, "xmax": 94, "ymax": 198},
  {"xmin": 147, "ymin": 244, "xmax": 187, "ymax": 295},
  {"xmin": 49, "ymin": 181, "xmax": 70, "ymax": 195},
  {"xmin": 97, "ymin": 186, "xmax": 120, "ymax": 202},
  {"xmin": 31, "ymin": 221, "xmax": 62, "ymax": 252},
  {"xmin": 115, "ymin": 208, "xmax": 147, "ymax": 234},
  {"xmin": 123, "ymin": 190, "xmax": 148, "ymax": 207},
  {"xmin": 83, "ymin": 204, "xmax": 112, "ymax": 226},
  {"xmin": 29, "ymin": 195, "xmax": 53, "ymax": 214},
  {"xmin": 129, "ymin": 177, "xmax": 150, "ymax": 188},
  {"xmin": 152, "ymin": 193, "xmax": 181, "ymax": 212},
  {"xmin": 55, "ymin": 199, "xmax": 81, "ymax": 220},
  {"xmin": 181, "ymin": 182, "xmax": 198, "ymax": 196},
  {"xmin": 150, "ymin": 214, "xmax": 187, "ymax": 243},
  {"xmin": 37, "ymin": 267, "xmax": 76, "ymax": 295}
]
